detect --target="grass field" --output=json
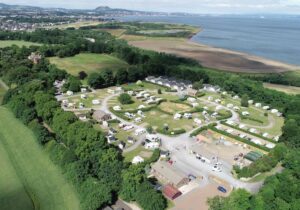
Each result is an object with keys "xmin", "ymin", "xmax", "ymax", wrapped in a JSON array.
[
  {"xmin": 0, "ymin": 40, "xmax": 40, "ymax": 48},
  {"xmin": 263, "ymin": 83, "xmax": 300, "ymax": 95},
  {"xmin": 49, "ymin": 53, "xmax": 128, "ymax": 76},
  {"xmin": 0, "ymin": 107, "xmax": 80, "ymax": 210}
]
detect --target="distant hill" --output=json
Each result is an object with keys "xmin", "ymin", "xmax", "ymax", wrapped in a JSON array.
[{"xmin": 0, "ymin": 3, "xmax": 164, "ymax": 16}]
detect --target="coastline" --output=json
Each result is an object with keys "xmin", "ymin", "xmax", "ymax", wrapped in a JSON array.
[{"xmin": 123, "ymin": 33, "xmax": 299, "ymax": 73}]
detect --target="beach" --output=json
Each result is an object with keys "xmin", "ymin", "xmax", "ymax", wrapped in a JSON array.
[{"xmin": 122, "ymin": 34, "xmax": 299, "ymax": 73}]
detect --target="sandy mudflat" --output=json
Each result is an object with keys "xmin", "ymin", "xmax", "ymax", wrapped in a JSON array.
[{"xmin": 123, "ymin": 35, "xmax": 299, "ymax": 73}]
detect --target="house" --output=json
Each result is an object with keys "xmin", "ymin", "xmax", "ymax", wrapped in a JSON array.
[
  {"xmin": 125, "ymin": 112, "xmax": 135, "ymax": 119},
  {"xmin": 251, "ymin": 139, "xmax": 262, "ymax": 145},
  {"xmin": 266, "ymin": 143, "xmax": 275, "ymax": 149},
  {"xmin": 191, "ymin": 102, "xmax": 199, "ymax": 108},
  {"xmin": 132, "ymin": 156, "xmax": 144, "ymax": 164},
  {"xmin": 144, "ymin": 139, "xmax": 160, "ymax": 149},
  {"xmin": 81, "ymin": 88, "xmax": 87, "ymax": 93},
  {"xmin": 263, "ymin": 106, "xmax": 270, "ymax": 110},
  {"xmin": 208, "ymin": 96, "xmax": 213, "ymax": 101},
  {"xmin": 233, "ymin": 106, "xmax": 240, "ymax": 111},
  {"xmin": 135, "ymin": 128, "xmax": 146, "ymax": 136},
  {"xmin": 138, "ymin": 105, "xmax": 146, "ymax": 109},
  {"xmin": 242, "ymin": 111, "xmax": 250, "ymax": 116},
  {"xmin": 118, "ymin": 142, "xmax": 126, "ymax": 150},
  {"xmin": 113, "ymin": 106, "xmax": 122, "ymax": 111},
  {"xmin": 187, "ymin": 88, "xmax": 198, "ymax": 97},
  {"xmin": 152, "ymin": 161, "xmax": 189, "ymax": 188},
  {"xmin": 233, "ymin": 95, "xmax": 239, "ymax": 100},
  {"xmin": 123, "ymin": 125, "xmax": 134, "ymax": 131},
  {"xmin": 28, "ymin": 52, "xmax": 42, "ymax": 64},
  {"xmin": 78, "ymin": 114, "xmax": 87, "ymax": 121},
  {"xmin": 93, "ymin": 110, "xmax": 112, "ymax": 122},
  {"xmin": 79, "ymin": 103, "xmax": 84, "ymax": 109},
  {"xmin": 127, "ymin": 136, "xmax": 135, "ymax": 144},
  {"xmin": 107, "ymin": 135, "xmax": 116, "ymax": 144},
  {"xmin": 249, "ymin": 128, "xmax": 257, "ymax": 133},
  {"xmin": 109, "ymin": 128, "xmax": 117, "ymax": 135},
  {"xmin": 160, "ymin": 150, "xmax": 170, "ymax": 158},
  {"xmin": 255, "ymin": 103, "xmax": 262, "ymax": 108},
  {"xmin": 248, "ymin": 100, "xmax": 254, "ymax": 104},
  {"xmin": 134, "ymin": 117, "xmax": 142, "ymax": 123},
  {"xmin": 146, "ymin": 134, "xmax": 161, "ymax": 142},
  {"xmin": 81, "ymin": 94, "xmax": 87, "ymax": 99},
  {"xmin": 263, "ymin": 132, "xmax": 269, "ymax": 138},
  {"xmin": 146, "ymin": 76, "xmax": 156, "ymax": 82},
  {"xmin": 183, "ymin": 113, "xmax": 192, "ymax": 119},
  {"xmin": 239, "ymin": 124, "xmax": 246, "ymax": 129},
  {"xmin": 215, "ymin": 105, "xmax": 223, "ymax": 111},
  {"xmin": 174, "ymin": 113, "xmax": 182, "ymax": 120},
  {"xmin": 215, "ymin": 99, "xmax": 221, "ymax": 103},
  {"xmin": 227, "ymin": 103, "xmax": 233, "ymax": 108},
  {"xmin": 92, "ymin": 99, "xmax": 100, "ymax": 105},
  {"xmin": 271, "ymin": 109, "xmax": 278, "ymax": 114},
  {"xmin": 163, "ymin": 184, "xmax": 182, "ymax": 200},
  {"xmin": 194, "ymin": 118, "xmax": 202, "ymax": 125},
  {"xmin": 187, "ymin": 97, "xmax": 196, "ymax": 103},
  {"xmin": 127, "ymin": 90, "xmax": 134, "ymax": 95},
  {"xmin": 66, "ymin": 90, "xmax": 73, "ymax": 96}
]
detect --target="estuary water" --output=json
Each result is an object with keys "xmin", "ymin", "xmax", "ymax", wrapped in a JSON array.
[{"xmin": 117, "ymin": 15, "xmax": 300, "ymax": 65}]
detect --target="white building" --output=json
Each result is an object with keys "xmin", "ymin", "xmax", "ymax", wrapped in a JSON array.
[
  {"xmin": 135, "ymin": 128, "xmax": 146, "ymax": 136},
  {"xmin": 194, "ymin": 118, "xmax": 202, "ymax": 125},
  {"xmin": 187, "ymin": 97, "xmax": 196, "ymax": 103},
  {"xmin": 183, "ymin": 113, "xmax": 192, "ymax": 119},
  {"xmin": 255, "ymin": 103, "xmax": 262, "ymax": 108},
  {"xmin": 242, "ymin": 111, "xmax": 250, "ymax": 116},
  {"xmin": 113, "ymin": 106, "xmax": 122, "ymax": 111},
  {"xmin": 92, "ymin": 99, "xmax": 100, "ymax": 105},
  {"xmin": 174, "ymin": 113, "xmax": 182, "ymax": 120},
  {"xmin": 132, "ymin": 156, "xmax": 144, "ymax": 164},
  {"xmin": 271, "ymin": 109, "xmax": 278, "ymax": 114},
  {"xmin": 66, "ymin": 90, "xmax": 73, "ymax": 96},
  {"xmin": 263, "ymin": 106, "xmax": 270, "ymax": 110}
]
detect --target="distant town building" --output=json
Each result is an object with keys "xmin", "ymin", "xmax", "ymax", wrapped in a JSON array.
[{"xmin": 28, "ymin": 52, "xmax": 42, "ymax": 64}]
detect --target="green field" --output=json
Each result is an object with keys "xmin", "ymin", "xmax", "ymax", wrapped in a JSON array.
[
  {"xmin": 0, "ymin": 107, "xmax": 80, "ymax": 210},
  {"xmin": 49, "ymin": 53, "xmax": 129, "ymax": 76},
  {"xmin": 263, "ymin": 83, "xmax": 300, "ymax": 95},
  {"xmin": 0, "ymin": 40, "xmax": 40, "ymax": 48}
]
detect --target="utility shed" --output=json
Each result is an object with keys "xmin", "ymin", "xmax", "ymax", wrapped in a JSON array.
[
  {"xmin": 163, "ymin": 184, "xmax": 182, "ymax": 200},
  {"xmin": 152, "ymin": 161, "xmax": 189, "ymax": 188}
]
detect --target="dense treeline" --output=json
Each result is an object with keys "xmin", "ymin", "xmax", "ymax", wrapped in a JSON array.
[
  {"xmin": 0, "ymin": 35, "xmax": 166, "ymax": 209},
  {"xmin": 1, "ymin": 28, "xmax": 300, "ymax": 210}
]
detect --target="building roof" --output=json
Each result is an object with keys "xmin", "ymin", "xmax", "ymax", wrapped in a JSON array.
[
  {"xmin": 93, "ymin": 110, "xmax": 111, "ymax": 121},
  {"xmin": 163, "ymin": 184, "xmax": 182, "ymax": 200},
  {"xmin": 152, "ymin": 161, "xmax": 187, "ymax": 187}
]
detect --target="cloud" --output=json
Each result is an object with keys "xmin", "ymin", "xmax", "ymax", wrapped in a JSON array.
[{"xmin": 2, "ymin": 0, "xmax": 300, "ymax": 14}]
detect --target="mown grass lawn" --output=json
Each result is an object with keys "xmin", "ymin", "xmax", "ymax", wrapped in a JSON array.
[
  {"xmin": 0, "ymin": 107, "xmax": 81, "ymax": 210},
  {"xmin": 0, "ymin": 136, "xmax": 33, "ymax": 210},
  {"xmin": 49, "ymin": 53, "xmax": 128, "ymax": 76},
  {"xmin": 0, "ymin": 40, "xmax": 41, "ymax": 48}
]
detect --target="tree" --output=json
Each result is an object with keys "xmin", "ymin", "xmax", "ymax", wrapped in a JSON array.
[
  {"xmin": 193, "ymin": 80, "xmax": 203, "ymax": 90},
  {"xmin": 87, "ymin": 73, "xmax": 104, "ymax": 89},
  {"xmin": 66, "ymin": 76, "xmax": 81, "ymax": 92},
  {"xmin": 101, "ymin": 69, "xmax": 114, "ymax": 87},
  {"xmin": 118, "ymin": 93, "xmax": 133, "ymax": 105},
  {"xmin": 146, "ymin": 125, "xmax": 153, "ymax": 134},
  {"xmin": 241, "ymin": 94, "xmax": 249, "ymax": 107},
  {"xmin": 78, "ymin": 71, "xmax": 87, "ymax": 80},
  {"xmin": 157, "ymin": 89, "xmax": 162, "ymax": 94},
  {"xmin": 115, "ymin": 68, "xmax": 128, "ymax": 84}
]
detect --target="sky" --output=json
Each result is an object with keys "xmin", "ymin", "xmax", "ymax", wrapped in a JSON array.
[{"xmin": 2, "ymin": 0, "xmax": 300, "ymax": 14}]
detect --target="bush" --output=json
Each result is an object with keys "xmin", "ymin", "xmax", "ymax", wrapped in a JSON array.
[{"xmin": 118, "ymin": 93, "xmax": 133, "ymax": 105}]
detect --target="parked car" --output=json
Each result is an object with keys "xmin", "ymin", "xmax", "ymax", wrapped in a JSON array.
[
  {"xmin": 212, "ymin": 165, "xmax": 222, "ymax": 172},
  {"xmin": 217, "ymin": 186, "xmax": 227, "ymax": 193}
]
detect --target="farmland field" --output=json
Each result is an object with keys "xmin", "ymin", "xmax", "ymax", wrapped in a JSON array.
[
  {"xmin": 263, "ymin": 83, "xmax": 300, "ymax": 95},
  {"xmin": 49, "ymin": 53, "xmax": 129, "ymax": 76},
  {"xmin": 0, "ymin": 107, "xmax": 80, "ymax": 210},
  {"xmin": 0, "ymin": 40, "xmax": 40, "ymax": 48}
]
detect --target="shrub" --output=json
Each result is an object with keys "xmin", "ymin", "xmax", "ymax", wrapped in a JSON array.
[{"xmin": 118, "ymin": 93, "xmax": 133, "ymax": 105}]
